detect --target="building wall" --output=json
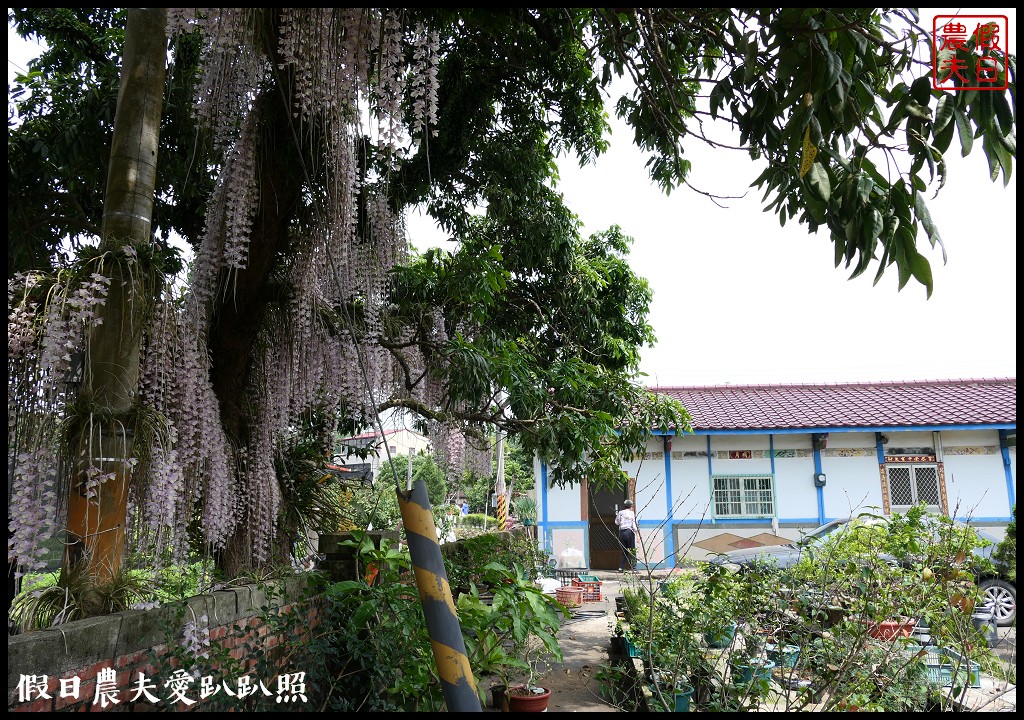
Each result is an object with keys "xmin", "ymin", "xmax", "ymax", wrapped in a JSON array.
[{"xmin": 537, "ymin": 427, "xmax": 1015, "ymax": 568}]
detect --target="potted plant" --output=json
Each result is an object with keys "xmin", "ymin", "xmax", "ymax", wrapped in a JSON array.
[
  {"xmin": 457, "ymin": 561, "xmax": 567, "ymax": 709},
  {"xmin": 512, "ymin": 495, "xmax": 537, "ymax": 526},
  {"xmin": 731, "ymin": 656, "xmax": 776, "ymax": 684},
  {"xmin": 649, "ymin": 669, "xmax": 695, "ymax": 712},
  {"xmin": 507, "ymin": 649, "xmax": 554, "ymax": 712},
  {"xmin": 506, "ymin": 681, "xmax": 551, "ymax": 712},
  {"xmin": 765, "ymin": 641, "xmax": 801, "ymax": 668}
]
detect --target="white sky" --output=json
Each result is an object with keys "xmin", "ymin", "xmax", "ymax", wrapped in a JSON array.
[
  {"xmin": 412, "ymin": 8, "xmax": 1018, "ymax": 388},
  {"xmin": 10, "ymin": 9, "xmax": 1017, "ymax": 388}
]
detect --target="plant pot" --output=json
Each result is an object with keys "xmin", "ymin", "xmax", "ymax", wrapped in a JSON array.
[
  {"xmin": 625, "ymin": 635, "xmax": 643, "ymax": 658},
  {"xmin": 868, "ymin": 617, "xmax": 916, "ymax": 640},
  {"xmin": 704, "ymin": 621, "xmax": 737, "ymax": 648},
  {"xmin": 765, "ymin": 642, "xmax": 800, "ymax": 668},
  {"xmin": 673, "ymin": 685, "xmax": 695, "ymax": 712},
  {"xmin": 733, "ymin": 658, "xmax": 775, "ymax": 684},
  {"xmin": 490, "ymin": 684, "xmax": 509, "ymax": 711},
  {"xmin": 507, "ymin": 685, "xmax": 551, "ymax": 712},
  {"xmin": 610, "ymin": 634, "xmax": 627, "ymax": 655},
  {"xmin": 970, "ymin": 609, "xmax": 999, "ymax": 647}
]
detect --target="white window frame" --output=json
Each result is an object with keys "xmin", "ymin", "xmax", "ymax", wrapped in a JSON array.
[
  {"xmin": 885, "ymin": 463, "xmax": 942, "ymax": 512},
  {"xmin": 711, "ymin": 474, "xmax": 776, "ymax": 519}
]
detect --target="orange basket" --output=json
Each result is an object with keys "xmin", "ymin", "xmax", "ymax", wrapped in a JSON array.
[{"xmin": 555, "ymin": 586, "xmax": 584, "ymax": 608}]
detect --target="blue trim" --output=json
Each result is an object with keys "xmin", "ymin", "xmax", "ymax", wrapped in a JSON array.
[
  {"xmin": 813, "ymin": 433, "xmax": 825, "ymax": 525},
  {"xmin": 671, "ymin": 517, "xmax": 824, "ymax": 526},
  {"xmin": 541, "ymin": 520, "xmax": 590, "ymax": 528},
  {"xmin": 706, "ymin": 436, "xmax": 714, "ymax": 524},
  {"xmin": 663, "ymin": 437, "xmax": 674, "ymax": 561},
  {"xmin": 999, "ymin": 430, "xmax": 1016, "ymax": 509},
  {"xmin": 688, "ymin": 424, "xmax": 1014, "ymax": 434},
  {"xmin": 952, "ymin": 515, "xmax": 1015, "ymax": 524},
  {"xmin": 541, "ymin": 461, "xmax": 549, "ymax": 526},
  {"xmin": 875, "ymin": 432, "xmax": 886, "ymax": 464},
  {"xmin": 769, "ymin": 435, "xmax": 778, "ymax": 520}
]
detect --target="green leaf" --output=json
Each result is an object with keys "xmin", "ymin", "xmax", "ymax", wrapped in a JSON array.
[
  {"xmin": 913, "ymin": 193, "xmax": 946, "ymax": 262},
  {"xmin": 932, "ymin": 115, "xmax": 955, "ymax": 156},
  {"xmin": 710, "ymin": 78, "xmax": 731, "ymax": 120},
  {"xmin": 908, "ymin": 249, "xmax": 934, "ymax": 298},
  {"xmin": 933, "ymin": 93, "xmax": 955, "ymax": 133},
  {"xmin": 954, "ymin": 108, "xmax": 974, "ymax": 157},
  {"xmin": 806, "ymin": 162, "xmax": 831, "ymax": 202},
  {"xmin": 861, "ymin": 207, "xmax": 883, "ymax": 245},
  {"xmin": 910, "ymin": 76, "xmax": 932, "ymax": 106},
  {"xmin": 822, "ymin": 46, "xmax": 841, "ymax": 92},
  {"xmin": 991, "ymin": 91, "xmax": 1013, "ymax": 136}
]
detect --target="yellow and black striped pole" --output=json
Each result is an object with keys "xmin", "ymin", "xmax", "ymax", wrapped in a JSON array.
[
  {"xmin": 495, "ymin": 492, "xmax": 507, "ymax": 531},
  {"xmin": 397, "ymin": 479, "xmax": 481, "ymax": 712}
]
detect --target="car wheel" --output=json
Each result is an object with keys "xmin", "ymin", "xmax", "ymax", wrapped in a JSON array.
[{"xmin": 979, "ymin": 578, "xmax": 1017, "ymax": 627}]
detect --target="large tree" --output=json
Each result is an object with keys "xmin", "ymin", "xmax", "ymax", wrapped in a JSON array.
[{"xmin": 8, "ymin": 9, "xmax": 1016, "ymax": 583}]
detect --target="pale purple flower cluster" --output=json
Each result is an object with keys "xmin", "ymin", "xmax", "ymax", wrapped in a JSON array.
[
  {"xmin": 7, "ymin": 450, "xmax": 57, "ymax": 577},
  {"xmin": 181, "ymin": 613, "xmax": 211, "ymax": 662}
]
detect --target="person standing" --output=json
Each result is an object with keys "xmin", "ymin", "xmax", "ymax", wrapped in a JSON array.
[{"xmin": 615, "ymin": 499, "xmax": 637, "ymax": 571}]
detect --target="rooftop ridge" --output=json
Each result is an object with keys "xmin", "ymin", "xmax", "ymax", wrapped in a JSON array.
[{"xmin": 649, "ymin": 377, "xmax": 1015, "ymax": 392}]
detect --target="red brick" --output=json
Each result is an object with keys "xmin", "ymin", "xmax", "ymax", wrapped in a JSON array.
[
  {"xmin": 116, "ymin": 649, "xmax": 149, "ymax": 668},
  {"xmin": 11, "ymin": 697, "xmax": 55, "ymax": 713}
]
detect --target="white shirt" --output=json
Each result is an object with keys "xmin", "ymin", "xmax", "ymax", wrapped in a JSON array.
[{"xmin": 615, "ymin": 508, "xmax": 636, "ymax": 532}]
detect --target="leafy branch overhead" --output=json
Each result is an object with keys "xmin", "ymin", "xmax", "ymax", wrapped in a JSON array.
[{"xmin": 6, "ymin": 8, "xmax": 1015, "ymax": 577}]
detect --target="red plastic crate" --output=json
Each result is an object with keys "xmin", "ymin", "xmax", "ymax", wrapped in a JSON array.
[{"xmin": 572, "ymin": 574, "xmax": 602, "ymax": 602}]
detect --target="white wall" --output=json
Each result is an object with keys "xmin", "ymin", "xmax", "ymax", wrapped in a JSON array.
[
  {"xmin": 536, "ymin": 426, "xmax": 1015, "ymax": 564},
  {"xmin": 940, "ymin": 429, "xmax": 1013, "ymax": 520}
]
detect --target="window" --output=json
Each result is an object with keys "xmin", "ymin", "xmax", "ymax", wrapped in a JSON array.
[
  {"xmin": 712, "ymin": 475, "xmax": 775, "ymax": 518},
  {"xmin": 886, "ymin": 464, "xmax": 942, "ymax": 511}
]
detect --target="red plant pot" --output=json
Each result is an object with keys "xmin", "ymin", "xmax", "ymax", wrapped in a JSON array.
[
  {"xmin": 868, "ymin": 617, "xmax": 916, "ymax": 640},
  {"xmin": 506, "ymin": 685, "xmax": 551, "ymax": 712}
]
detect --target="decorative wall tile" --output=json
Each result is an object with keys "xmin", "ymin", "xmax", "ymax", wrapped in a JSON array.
[
  {"xmin": 886, "ymin": 447, "xmax": 934, "ymax": 455},
  {"xmin": 822, "ymin": 448, "xmax": 874, "ymax": 457},
  {"xmin": 884, "ymin": 455, "xmax": 937, "ymax": 463},
  {"xmin": 771, "ymin": 448, "xmax": 812, "ymax": 458},
  {"xmin": 674, "ymin": 451, "xmax": 707, "ymax": 459},
  {"xmin": 943, "ymin": 446, "xmax": 999, "ymax": 456}
]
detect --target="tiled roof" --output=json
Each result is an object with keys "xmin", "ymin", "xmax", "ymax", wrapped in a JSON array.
[{"xmin": 653, "ymin": 378, "xmax": 1016, "ymax": 431}]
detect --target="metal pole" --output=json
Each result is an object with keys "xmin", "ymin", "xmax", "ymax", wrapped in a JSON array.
[
  {"xmin": 397, "ymin": 479, "xmax": 481, "ymax": 712},
  {"xmin": 495, "ymin": 429, "xmax": 507, "ymax": 530}
]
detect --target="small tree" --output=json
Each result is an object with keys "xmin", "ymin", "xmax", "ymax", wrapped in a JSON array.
[{"xmin": 992, "ymin": 504, "xmax": 1016, "ymax": 582}]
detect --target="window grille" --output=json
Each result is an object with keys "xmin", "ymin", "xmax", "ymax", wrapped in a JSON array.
[
  {"xmin": 886, "ymin": 464, "xmax": 941, "ymax": 511},
  {"xmin": 712, "ymin": 475, "xmax": 775, "ymax": 518}
]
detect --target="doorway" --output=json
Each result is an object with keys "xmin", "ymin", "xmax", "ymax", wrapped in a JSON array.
[{"xmin": 587, "ymin": 480, "xmax": 633, "ymax": 570}]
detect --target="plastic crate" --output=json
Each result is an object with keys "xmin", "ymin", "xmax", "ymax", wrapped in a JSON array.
[
  {"xmin": 931, "ymin": 648, "xmax": 982, "ymax": 688},
  {"xmin": 572, "ymin": 574, "xmax": 603, "ymax": 602},
  {"xmin": 909, "ymin": 647, "xmax": 981, "ymax": 688}
]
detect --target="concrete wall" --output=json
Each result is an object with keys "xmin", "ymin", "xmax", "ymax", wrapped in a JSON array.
[{"xmin": 8, "ymin": 576, "xmax": 316, "ymax": 712}]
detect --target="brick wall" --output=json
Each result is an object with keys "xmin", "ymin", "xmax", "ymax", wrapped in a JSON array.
[{"xmin": 7, "ymin": 576, "xmax": 319, "ymax": 712}]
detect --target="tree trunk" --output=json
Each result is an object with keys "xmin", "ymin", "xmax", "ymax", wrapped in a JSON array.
[
  {"xmin": 210, "ymin": 85, "xmax": 305, "ymax": 578},
  {"xmin": 63, "ymin": 9, "xmax": 167, "ymax": 583}
]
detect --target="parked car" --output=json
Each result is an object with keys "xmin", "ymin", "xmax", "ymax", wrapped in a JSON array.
[{"xmin": 709, "ymin": 515, "xmax": 1016, "ymax": 626}]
